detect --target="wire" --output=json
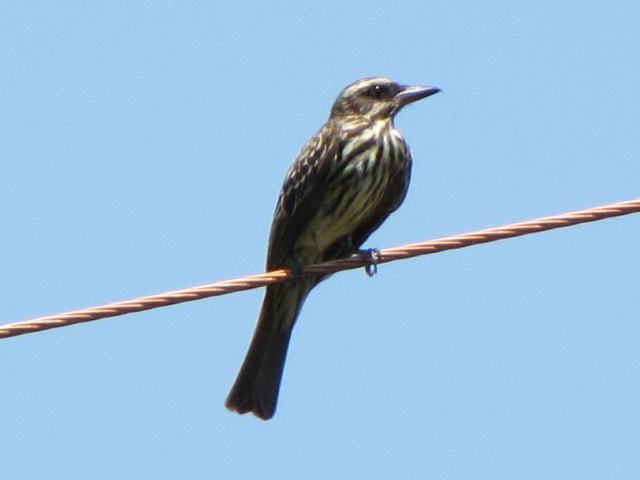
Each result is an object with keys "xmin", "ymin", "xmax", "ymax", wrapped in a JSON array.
[{"xmin": 1, "ymin": 198, "xmax": 638, "ymax": 340}]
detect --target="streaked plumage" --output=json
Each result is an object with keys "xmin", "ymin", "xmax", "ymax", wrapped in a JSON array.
[{"xmin": 226, "ymin": 77, "xmax": 440, "ymax": 419}]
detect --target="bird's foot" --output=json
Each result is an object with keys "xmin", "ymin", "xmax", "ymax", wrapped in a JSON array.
[{"xmin": 358, "ymin": 248, "xmax": 381, "ymax": 277}]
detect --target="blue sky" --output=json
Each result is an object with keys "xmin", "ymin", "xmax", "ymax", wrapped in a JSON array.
[{"xmin": 2, "ymin": 1, "xmax": 639, "ymax": 478}]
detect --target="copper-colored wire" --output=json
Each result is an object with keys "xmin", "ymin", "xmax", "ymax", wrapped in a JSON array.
[{"xmin": 1, "ymin": 198, "xmax": 638, "ymax": 340}]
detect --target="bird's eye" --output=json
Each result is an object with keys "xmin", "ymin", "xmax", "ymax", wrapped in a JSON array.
[{"xmin": 368, "ymin": 84, "xmax": 388, "ymax": 99}]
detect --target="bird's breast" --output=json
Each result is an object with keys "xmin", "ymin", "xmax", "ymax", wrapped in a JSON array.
[{"xmin": 298, "ymin": 122, "xmax": 410, "ymax": 253}]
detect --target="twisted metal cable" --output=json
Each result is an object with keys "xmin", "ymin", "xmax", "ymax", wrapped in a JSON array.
[{"xmin": 1, "ymin": 198, "xmax": 638, "ymax": 340}]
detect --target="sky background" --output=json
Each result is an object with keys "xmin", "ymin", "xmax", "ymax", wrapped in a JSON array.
[{"xmin": 2, "ymin": 1, "xmax": 639, "ymax": 478}]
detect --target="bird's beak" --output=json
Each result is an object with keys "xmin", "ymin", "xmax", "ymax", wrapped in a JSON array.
[{"xmin": 395, "ymin": 85, "xmax": 441, "ymax": 105}]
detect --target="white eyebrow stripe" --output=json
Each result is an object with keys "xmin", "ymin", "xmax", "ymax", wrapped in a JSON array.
[{"xmin": 342, "ymin": 77, "xmax": 393, "ymax": 96}]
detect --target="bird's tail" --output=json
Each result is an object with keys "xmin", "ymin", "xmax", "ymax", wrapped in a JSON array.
[{"xmin": 225, "ymin": 282, "xmax": 312, "ymax": 420}]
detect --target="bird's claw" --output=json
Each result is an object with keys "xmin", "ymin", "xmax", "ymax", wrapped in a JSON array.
[{"xmin": 359, "ymin": 248, "xmax": 381, "ymax": 277}]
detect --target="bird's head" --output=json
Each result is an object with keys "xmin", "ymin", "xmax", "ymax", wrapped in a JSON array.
[{"xmin": 330, "ymin": 77, "xmax": 440, "ymax": 121}]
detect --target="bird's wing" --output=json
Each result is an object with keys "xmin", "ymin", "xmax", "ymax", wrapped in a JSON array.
[{"xmin": 266, "ymin": 121, "xmax": 341, "ymax": 270}]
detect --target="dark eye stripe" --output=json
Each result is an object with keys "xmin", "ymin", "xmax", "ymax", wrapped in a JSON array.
[{"xmin": 368, "ymin": 84, "xmax": 387, "ymax": 99}]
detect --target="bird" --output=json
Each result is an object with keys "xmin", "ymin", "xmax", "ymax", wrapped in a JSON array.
[{"xmin": 225, "ymin": 77, "xmax": 440, "ymax": 419}]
